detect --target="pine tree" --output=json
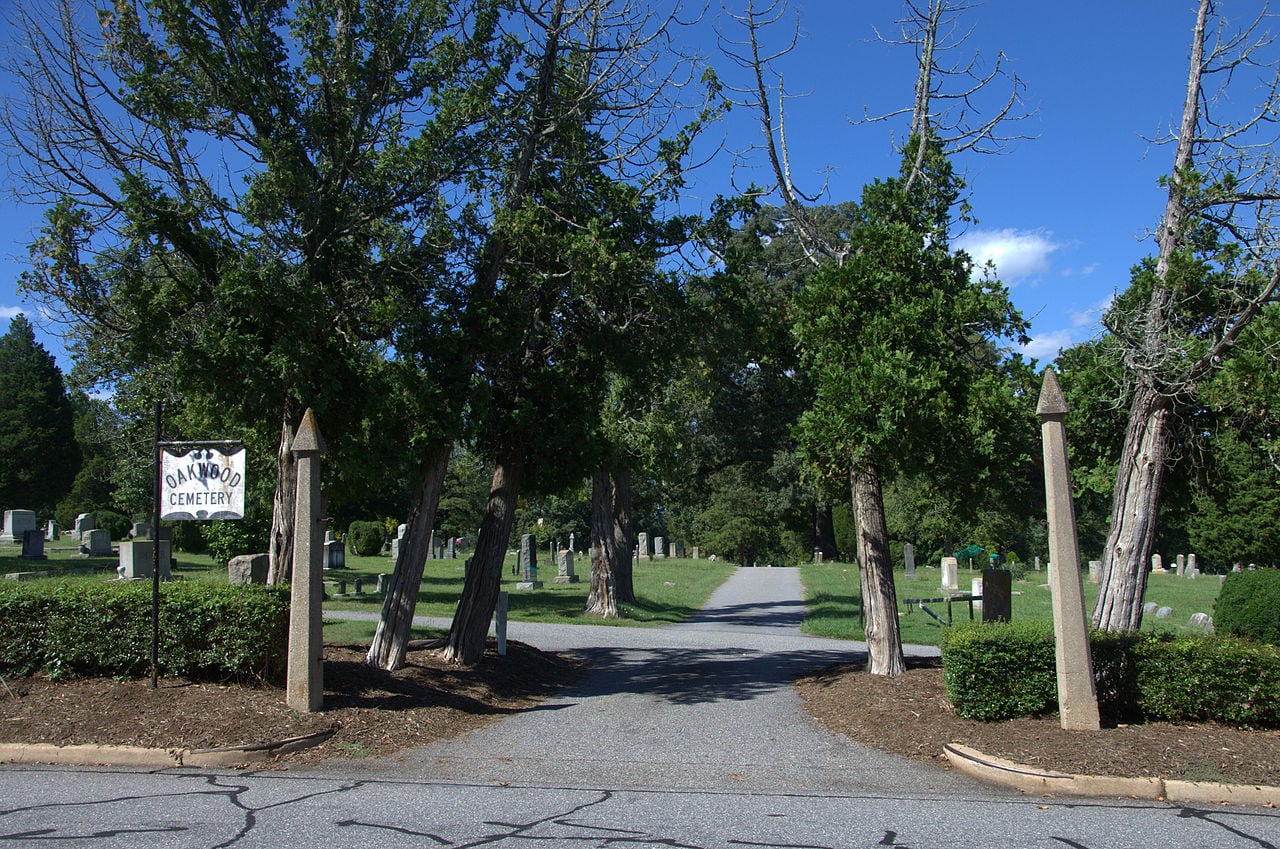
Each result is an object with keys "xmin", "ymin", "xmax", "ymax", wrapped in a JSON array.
[{"xmin": 0, "ymin": 315, "xmax": 79, "ymax": 515}]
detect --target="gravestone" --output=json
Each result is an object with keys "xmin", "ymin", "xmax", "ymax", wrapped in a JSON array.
[
  {"xmin": 941, "ymin": 556, "xmax": 959, "ymax": 591},
  {"xmin": 375, "ymin": 573, "xmax": 390, "ymax": 593},
  {"xmin": 653, "ymin": 536, "xmax": 666, "ymax": 559},
  {"xmin": 447, "ymin": 537, "xmax": 456, "ymax": 559},
  {"xmin": 1176, "ymin": 554, "xmax": 1185, "ymax": 576},
  {"xmin": 1088, "ymin": 560, "xmax": 1101, "ymax": 584},
  {"xmin": 569, "ymin": 533, "xmax": 575, "ymax": 553},
  {"xmin": 555, "ymin": 549, "xmax": 579, "ymax": 583},
  {"xmin": 517, "ymin": 533, "xmax": 542, "ymax": 589},
  {"xmin": 390, "ymin": 537, "xmax": 401, "ymax": 562},
  {"xmin": 675, "ymin": 541, "xmax": 686, "ymax": 558},
  {"xmin": 74, "ymin": 513, "xmax": 95, "ymax": 534},
  {"xmin": 1155, "ymin": 606, "xmax": 1173, "ymax": 619},
  {"xmin": 1, "ymin": 510, "xmax": 37, "ymax": 545},
  {"xmin": 691, "ymin": 546, "xmax": 700, "ymax": 560},
  {"xmin": 1187, "ymin": 553, "xmax": 1197, "ymax": 577},
  {"xmin": 325, "ymin": 539, "xmax": 345, "ymax": 569},
  {"xmin": 130, "ymin": 521, "xmax": 150, "ymax": 539},
  {"xmin": 44, "ymin": 520, "xmax": 59, "ymax": 541},
  {"xmin": 325, "ymin": 530, "xmax": 336, "ymax": 544},
  {"xmin": 1151, "ymin": 553, "xmax": 1165, "ymax": 573},
  {"xmin": 78, "ymin": 528, "xmax": 111, "ymax": 557},
  {"xmin": 638, "ymin": 532, "xmax": 651, "ymax": 562},
  {"xmin": 971, "ymin": 577, "xmax": 984, "ymax": 612},
  {"xmin": 228, "ymin": 553, "xmax": 269, "ymax": 585},
  {"xmin": 904, "ymin": 543, "xmax": 916, "ymax": 579},
  {"xmin": 117, "ymin": 539, "xmax": 172, "ymax": 579},
  {"xmin": 982, "ymin": 568, "xmax": 1012, "ymax": 623},
  {"xmin": 1034, "ymin": 556, "xmax": 1041, "ymax": 571},
  {"xmin": 1233, "ymin": 563, "xmax": 1243, "ymax": 573},
  {"xmin": 1189, "ymin": 612, "xmax": 1213, "ymax": 631},
  {"xmin": 20, "ymin": 529, "xmax": 45, "ymax": 560},
  {"xmin": 1143, "ymin": 601, "xmax": 1158, "ymax": 615}
]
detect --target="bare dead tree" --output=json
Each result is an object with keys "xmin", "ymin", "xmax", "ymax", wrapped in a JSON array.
[{"xmin": 1093, "ymin": 0, "xmax": 1280, "ymax": 632}]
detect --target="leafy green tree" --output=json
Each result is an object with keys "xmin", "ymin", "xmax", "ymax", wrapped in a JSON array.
[
  {"xmin": 7, "ymin": 0, "xmax": 504, "ymax": 582},
  {"xmin": 54, "ymin": 391, "xmax": 125, "ymax": 529},
  {"xmin": 793, "ymin": 136, "xmax": 1027, "ymax": 676},
  {"xmin": 0, "ymin": 315, "xmax": 79, "ymax": 515}
]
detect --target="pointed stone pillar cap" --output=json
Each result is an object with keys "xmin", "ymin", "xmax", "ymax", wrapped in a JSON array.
[
  {"xmin": 1036, "ymin": 368, "xmax": 1069, "ymax": 419},
  {"xmin": 292, "ymin": 408, "xmax": 327, "ymax": 454}
]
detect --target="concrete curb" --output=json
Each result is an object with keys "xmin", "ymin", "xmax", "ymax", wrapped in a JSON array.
[
  {"xmin": 944, "ymin": 743, "xmax": 1280, "ymax": 808},
  {"xmin": 0, "ymin": 729, "xmax": 334, "ymax": 770}
]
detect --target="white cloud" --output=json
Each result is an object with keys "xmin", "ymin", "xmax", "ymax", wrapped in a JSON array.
[
  {"xmin": 1021, "ymin": 328, "xmax": 1076, "ymax": 362},
  {"xmin": 1070, "ymin": 294, "xmax": 1114, "ymax": 329},
  {"xmin": 956, "ymin": 229, "xmax": 1061, "ymax": 283},
  {"xmin": 0, "ymin": 306, "xmax": 25, "ymax": 320}
]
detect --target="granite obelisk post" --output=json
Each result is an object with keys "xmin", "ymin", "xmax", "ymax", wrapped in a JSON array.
[
  {"xmin": 287, "ymin": 409, "xmax": 327, "ymax": 713},
  {"xmin": 1037, "ymin": 369, "xmax": 1100, "ymax": 731}
]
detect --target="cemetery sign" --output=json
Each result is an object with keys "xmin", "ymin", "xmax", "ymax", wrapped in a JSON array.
[{"xmin": 161, "ymin": 444, "xmax": 246, "ymax": 520}]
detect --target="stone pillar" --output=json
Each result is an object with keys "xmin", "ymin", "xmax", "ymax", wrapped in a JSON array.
[
  {"xmin": 638, "ymin": 532, "xmax": 650, "ymax": 561},
  {"xmin": 1187, "ymin": 553, "xmax": 1197, "ymax": 577},
  {"xmin": 287, "ymin": 409, "xmax": 326, "ymax": 713},
  {"xmin": 1037, "ymin": 369, "xmax": 1100, "ymax": 731},
  {"xmin": 653, "ymin": 536, "xmax": 665, "ymax": 559},
  {"xmin": 1176, "ymin": 554, "xmax": 1185, "ymax": 576},
  {"xmin": 904, "ymin": 542, "xmax": 916, "ymax": 579}
]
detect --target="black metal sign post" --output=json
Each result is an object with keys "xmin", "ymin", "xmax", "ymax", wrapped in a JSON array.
[{"xmin": 149, "ymin": 401, "xmax": 244, "ymax": 690}]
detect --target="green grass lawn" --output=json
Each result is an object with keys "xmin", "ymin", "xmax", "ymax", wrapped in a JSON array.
[
  {"xmin": 322, "ymin": 552, "xmax": 738, "ymax": 627},
  {"xmin": 800, "ymin": 560, "xmax": 1226, "ymax": 645},
  {"xmin": 0, "ymin": 541, "xmax": 737, "ymax": 629}
]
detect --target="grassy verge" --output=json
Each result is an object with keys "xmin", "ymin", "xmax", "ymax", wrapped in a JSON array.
[
  {"xmin": 800, "ymin": 561, "xmax": 1225, "ymax": 646},
  {"xmin": 1, "ymin": 542, "xmax": 737, "ymax": 629}
]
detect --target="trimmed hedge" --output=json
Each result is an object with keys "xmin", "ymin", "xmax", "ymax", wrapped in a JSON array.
[
  {"xmin": 0, "ymin": 580, "xmax": 289, "ymax": 683},
  {"xmin": 941, "ymin": 622, "xmax": 1280, "ymax": 728},
  {"xmin": 347, "ymin": 520, "xmax": 386, "ymax": 557},
  {"xmin": 1215, "ymin": 568, "xmax": 1280, "ymax": 646},
  {"xmin": 941, "ymin": 621, "xmax": 1058, "ymax": 720}
]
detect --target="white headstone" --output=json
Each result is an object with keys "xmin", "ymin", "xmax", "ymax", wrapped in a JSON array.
[
  {"xmin": 1151, "ymin": 553, "xmax": 1165, "ymax": 573},
  {"xmin": 941, "ymin": 556, "xmax": 959, "ymax": 591},
  {"xmin": 117, "ymin": 539, "xmax": 172, "ymax": 579},
  {"xmin": 1088, "ymin": 560, "xmax": 1101, "ymax": 584},
  {"xmin": 0, "ymin": 510, "xmax": 37, "ymax": 545}
]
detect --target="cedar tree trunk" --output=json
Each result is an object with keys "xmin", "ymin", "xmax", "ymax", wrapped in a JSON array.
[
  {"xmin": 366, "ymin": 442, "xmax": 452, "ymax": 670},
  {"xmin": 267, "ymin": 414, "xmax": 296, "ymax": 585},
  {"xmin": 586, "ymin": 467, "xmax": 635, "ymax": 617},
  {"xmin": 1092, "ymin": 387, "xmax": 1172, "ymax": 632},
  {"xmin": 442, "ymin": 453, "xmax": 524, "ymax": 665},
  {"xmin": 851, "ymin": 462, "xmax": 905, "ymax": 676}
]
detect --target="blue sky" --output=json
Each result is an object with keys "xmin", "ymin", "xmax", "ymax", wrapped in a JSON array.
[{"xmin": 0, "ymin": 1, "xmax": 1220, "ymax": 372}]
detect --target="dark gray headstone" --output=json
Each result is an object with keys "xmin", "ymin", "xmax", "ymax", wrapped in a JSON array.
[{"xmin": 981, "ymin": 568, "xmax": 1012, "ymax": 623}]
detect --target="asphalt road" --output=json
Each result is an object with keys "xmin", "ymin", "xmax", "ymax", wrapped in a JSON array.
[{"xmin": 3, "ymin": 566, "xmax": 1279, "ymax": 848}]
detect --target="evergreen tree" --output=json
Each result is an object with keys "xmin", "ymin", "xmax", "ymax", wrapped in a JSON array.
[{"xmin": 0, "ymin": 314, "xmax": 79, "ymax": 515}]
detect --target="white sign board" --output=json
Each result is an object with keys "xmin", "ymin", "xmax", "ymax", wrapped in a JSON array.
[{"xmin": 161, "ymin": 446, "xmax": 246, "ymax": 521}]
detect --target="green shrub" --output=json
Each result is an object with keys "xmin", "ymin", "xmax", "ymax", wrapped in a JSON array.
[
  {"xmin": 940, "ymin": 622, "xmax": 1280, "ymax": 728},
  {"xmin": 1214, "ymin": 569, "xmax": 1280, "ymax": 645},
  {"xmin": 347, "ymin": 520, "xmax": 386, "ymax": 556},
  {"xmin": 0, "ymin": 580, "xmax": 288, "ymax": 683},
  {"xmin": 1133, "ymin": 634, "xmax": 1280, "ymax": 727},
  {"xmin": 941, "ymin": 621, "xmax": 1057, "ymax": 720},
  {"xmin": 95, "ymin": 510, "xmax": 132, "ymax": 541},
  {"xmin": 203, "ymin": 520, "xmax": 261, "ymax": 567}
]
